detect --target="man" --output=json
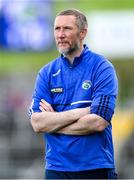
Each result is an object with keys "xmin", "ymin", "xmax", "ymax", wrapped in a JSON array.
[{"xmin": 29, "ymin": 9, "xmax": 118, "ymax": 179}]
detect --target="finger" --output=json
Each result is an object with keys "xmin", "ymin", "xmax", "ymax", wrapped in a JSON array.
[
  {"xmin": 41, "ymin": 99, "xmax": 50, "ymax": 106},
  {"xmin": 41, "ymin": 99, "xmax": 54, "ymax": 112},
  {"xmin": 40, "ymin": 102, "xmax": 50, "ymax": 112},
  {"xmin": 39, "ymin": 106, "xmax": 45, "ymax": 112}
]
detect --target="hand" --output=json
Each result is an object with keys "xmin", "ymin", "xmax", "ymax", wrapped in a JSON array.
[{"xmin": 39, "ymin": 99, "xmax": 54, "ymax": 112}]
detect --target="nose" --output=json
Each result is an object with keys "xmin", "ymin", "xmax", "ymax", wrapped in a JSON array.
[{"xmin": 57, "ymin": 29, "xmax": 65, "ymax": 39}]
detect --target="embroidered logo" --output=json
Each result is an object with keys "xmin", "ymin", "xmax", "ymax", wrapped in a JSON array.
[
  {"xmin": 82, "ymin": 80, "xmax": 92, "ymax": 90},
  {"xmin": 50, "ymin": 88, "xmax": 63, "ymax": 93},
  {"xmin": 52, "ymin": 69, "xmax": 61, "ymax": 77}
]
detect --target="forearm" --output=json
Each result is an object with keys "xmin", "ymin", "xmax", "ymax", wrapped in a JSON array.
[
  {"xmin": 57, "ymin": 114, "xmax": 109, "ymax": 135},
  {"xmin": 31, "ymin": 107, "xmax": 89, "ymax": 133}
]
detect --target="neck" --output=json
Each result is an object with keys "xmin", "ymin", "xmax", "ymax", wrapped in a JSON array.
[{"xmin": 65, "ymin": 44, "xmax": 84, "ymax": 64}]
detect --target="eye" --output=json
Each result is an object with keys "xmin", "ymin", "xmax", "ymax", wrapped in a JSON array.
[
  {"xmin": 54, "ymin": 26, "xmax": 60, "ymax": 31},
  {"xmin": 64, "ymin": 26, "xmax": 72, "ymax": 30}
]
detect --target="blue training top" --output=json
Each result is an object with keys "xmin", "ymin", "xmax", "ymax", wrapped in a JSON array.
[{"xmin": 29, "ymin": 45, "xmax": 118, "ymax": 172}]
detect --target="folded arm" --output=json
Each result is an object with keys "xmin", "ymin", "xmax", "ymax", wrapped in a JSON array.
[
  {"xmin": 57, "ymin": 113, "xmax": 109, "ymax": 135},
  {"xmin": 31, "ymin": 99, "xmax": 89, "ymax": 133},
  {"xmin": 31, "ymin": 100, "xmax": 108, "ymax": 135}
]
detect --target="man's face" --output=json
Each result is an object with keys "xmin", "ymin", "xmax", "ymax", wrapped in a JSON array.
[{"xmin": 54, "ymin": 15, "xmax": 82, "ymax": 55}]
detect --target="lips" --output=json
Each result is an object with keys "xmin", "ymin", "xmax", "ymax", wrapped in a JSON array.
[{"xmin": 58, "ymin": 42, "xmax": 68, "ymax": 45}]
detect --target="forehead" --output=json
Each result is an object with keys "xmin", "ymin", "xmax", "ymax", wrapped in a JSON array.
[{"xmin": 54, "ymin": 15, "xmax": 77, "ymax": 27}]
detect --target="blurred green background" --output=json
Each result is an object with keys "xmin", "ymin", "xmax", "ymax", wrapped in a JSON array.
[
  {"xmin": 0, "ymin": 0, "xmax": 134, "ymax": 179},
  {"xmin": 0, "ymin": 0, "xmax": 134, "ymax": 105}
]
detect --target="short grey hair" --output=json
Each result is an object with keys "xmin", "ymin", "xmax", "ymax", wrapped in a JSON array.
[{"xmin": 56, "ymin": 9, "xmax": 88, "ymax": 31}]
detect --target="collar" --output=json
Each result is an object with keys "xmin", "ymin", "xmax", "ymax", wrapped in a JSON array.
[{"xmin": 61, "ymin": 44, "xmax": 90, "ymax": 68}]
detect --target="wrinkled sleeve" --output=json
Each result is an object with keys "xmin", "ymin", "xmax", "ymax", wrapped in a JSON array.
[
  {"xmin": 90, "ymin": 61, "xmax": 118, "ymax": 122},
  {"xmin": 28, "ymin": 68, "xmax": 52, "ymax": 119}
]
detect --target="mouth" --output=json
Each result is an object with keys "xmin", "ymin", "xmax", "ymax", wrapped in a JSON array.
[{"xmin": 58, "ymin": 41, "xmax": 69, "ymax": 46}]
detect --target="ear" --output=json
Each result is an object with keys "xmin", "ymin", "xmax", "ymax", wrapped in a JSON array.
[{"xmin": 80, "ymin": 28, "xmax": 87, "ymax": 40}]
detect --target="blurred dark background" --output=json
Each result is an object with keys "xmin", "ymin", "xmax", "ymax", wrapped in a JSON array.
[{"xmin": 0, "ymin": 0, "xmax": 134, "ymax": 179}]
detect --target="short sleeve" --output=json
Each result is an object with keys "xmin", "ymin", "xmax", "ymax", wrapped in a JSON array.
[
  {"xmin": 90, "ymin": 60, "xmax": 118, "ymax": 122},
  {"xmin": 28, "ymin": 68, "xmax": 52, "ymax": 119}
]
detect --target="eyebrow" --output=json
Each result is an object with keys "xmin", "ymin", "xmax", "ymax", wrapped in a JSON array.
[{"xmin": 54, "ymin": 25, "xmax": 73, "ymax": 29}]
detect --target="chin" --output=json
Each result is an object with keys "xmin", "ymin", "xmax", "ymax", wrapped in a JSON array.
[{"xmin": 58, "ymin": 47, "xmax": 69, "ymax": 55}]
